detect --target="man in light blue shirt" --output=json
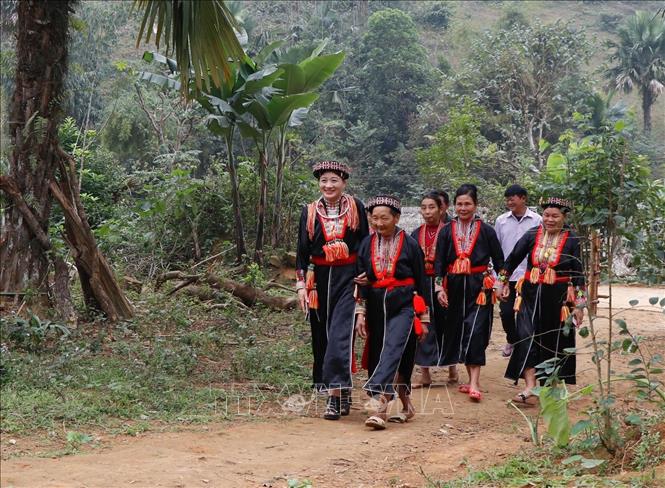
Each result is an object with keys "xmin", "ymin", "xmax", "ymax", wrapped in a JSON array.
[{"xmin": 494, "ymin": 185, "xmax": 542, "ymax": 357}]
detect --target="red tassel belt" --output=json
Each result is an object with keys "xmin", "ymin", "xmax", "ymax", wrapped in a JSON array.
[
  {"xmin": 310, "ymin": 253, "xmax": 357, "ymax": 266},
  {"xmin": 525, "ymin": 269, "xmax": 569, "ymax": 284},
  {"xmin": 447, "ymin": 265, "xmax": 487, "ymax": 275},
  {"xmin": 372, "ymin": 277, "xmax": 415, "ymax": 290}
]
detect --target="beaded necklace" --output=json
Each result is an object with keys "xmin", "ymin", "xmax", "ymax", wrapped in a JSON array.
[{"xmin": 372, "ymin": 228, "xmax": 404, "ymax": 279}]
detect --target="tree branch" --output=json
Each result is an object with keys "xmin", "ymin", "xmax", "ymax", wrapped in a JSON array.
[{"xmin": 0, "ymin": 175, "xmax": 51, "ymax": 250}]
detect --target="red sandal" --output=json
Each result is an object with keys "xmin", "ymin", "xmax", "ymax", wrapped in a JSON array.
[
  {"xmin": 458, "ymin": 384, "xmax": 471, "ymax": 394},
  {"xmin": 469, "ymin": 389, "xmax": 482, "ymax": 402}
]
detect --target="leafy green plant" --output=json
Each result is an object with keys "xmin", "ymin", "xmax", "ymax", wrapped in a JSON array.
[
  {"xmin": 287, "ymin": 479, "xmax": 312, "ymax": 488},
  {"xmin": 66, "ymin": 431, "xmax": 93, "ymax": 449},
  {"xmin": 241, "ymin": 262, "xmax": 267, "ymax": 288},
  {"xmin": 629, "ymin": 412, "xmax": 665, "ymax": 471},
  {"xmin": 0, "ymin": 314, "xmax": 70, "ymax": 353}
]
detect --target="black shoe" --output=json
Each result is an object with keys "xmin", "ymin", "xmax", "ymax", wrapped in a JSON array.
[
  {"xmin": 323, "ymin": 395, "xmax": 341, "ymax": 420},
  {"xmin": 341, "ymin": 390, "xmax": 351, "ymax": 416}
]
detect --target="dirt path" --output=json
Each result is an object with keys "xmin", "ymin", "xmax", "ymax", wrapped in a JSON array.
[{"xmin": 2, "ymin": 285, "xmax": 663, "ymax": 488}]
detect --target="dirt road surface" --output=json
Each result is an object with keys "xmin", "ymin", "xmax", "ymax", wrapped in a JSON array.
[{"xmin": 2, "ymin": 285, "xmax": 663, "ymax": 488}]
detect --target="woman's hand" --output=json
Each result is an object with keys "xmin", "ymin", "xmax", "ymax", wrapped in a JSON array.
[
  {"xmin": 355, "ymin": 313, "xmax": 367, "ymax": 339},
  {"xmin": 297, "ymin": 288, "xmax": 308, "ymax": 313},
  {"xmin": 354, "ymin": 272, "xmax": 368, "ymax": 286},
  {"xmin": 437, "ymin": 289, "xmax": 448, "ymax": 307},
  {"xmin": 501, "ymin": 283, "xmax": 511, "ymax": 301},
  {"xmin": 573, "ymin": 307, "xmax": 584, "ymax": 327}
]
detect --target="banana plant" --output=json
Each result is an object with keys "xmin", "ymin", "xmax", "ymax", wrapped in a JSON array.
[
  {"xmin": 140, "ymin": 43, "xmax": 346, "ymax": 263},
  {"xmin": 140, "ymin": 51, "xmax": 282, "ymax": 262},
  {"xmin": 268, "ymin": 44, "xmax": 345, "ymax": 248}
]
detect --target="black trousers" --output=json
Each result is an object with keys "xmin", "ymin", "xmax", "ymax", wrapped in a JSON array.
[
  {"xmin": 309, "ymin": 263, "xmax": 356, "ymax": 391},
  {"xmin": 499, "ymin": 281, "xmax": 519, "ymax": 345}
]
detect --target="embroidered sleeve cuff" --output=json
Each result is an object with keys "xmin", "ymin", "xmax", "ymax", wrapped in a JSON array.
[
  {"xmin": 420, "ymin": 307, "xmax": 430, "ymax": 324},
  {"xmin": 355, "ymin": 300, "xmax": 366, "ymax": 315},
  {"xmin": 296, "ymin": 269, "xmax": 305, "ymax": 282}
]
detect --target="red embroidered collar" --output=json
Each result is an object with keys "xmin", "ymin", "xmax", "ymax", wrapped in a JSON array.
[
  {"xmin": 371, "ymin": 230, "xmax": 405, "ymax": 281},
  {"xmin": 418, "ymin": 223, "xmax": 443, "ymax": 275},
  {"xmin": 531, "ymin": 225, "xmax": 569, "ymax": 269},
  {"xmin": 452, "ymin": 219, "xmax": 481, "ymax": 259}
]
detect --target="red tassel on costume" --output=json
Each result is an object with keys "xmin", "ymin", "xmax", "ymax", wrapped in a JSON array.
[
  {"xmin": 452, "ymin": 255, "xmax": 471, "ymax": 274},
  {"xmin": 566, "ymin": 283, "xmax": 576, "ymax": 303},
  {"xmin": 560, "ymin": 305, "xmax": 570, "ymax": 322},
  {"xmin": 476, "ymin": 290, "xmax": 487, "ymax": 306},
  {"xmin": 306, "ymin": 267, "xmax": 318, "ymax": 310},
  {"xmin": 412, "ymin": 294, "xmax": 427, "ymax": 336},
  {"xmin": 483, "ymin": 274, "xmax": 495, "ymax": 289},
  {"xmin": 514, "ymin": 295, "xmax": 522, "ymax": 312},
  {"xmin": 492, "ymin": 292, "xmax": 497, "ymax": 304},
  {"xmin": 308, "ymin": 290, "xmax": 319, "ymax": 309},
  {"xmin": 414, "ymin": 316, "xmax": 423, "ymax": 336},
  {"xmin": 413, "ymin": 294, "xmax": 427, "ymax": 314},
  {"xmin": 516, "ymin": 277, "xmax": 524, "ymax": 294},
  {"xmin": 543, "ymin": 267, "xmax": 556, "ymax": 285},
  {"xmin": 323, "ymin": 240, "xmax": 350, "ymax": 262},
  {"xmin": 529, "ymin": 267, "xmax": 541, "ymax": 284},
  {"xmin": 306, "ymin": 268, "xmax": 315, "ymax": 289}
]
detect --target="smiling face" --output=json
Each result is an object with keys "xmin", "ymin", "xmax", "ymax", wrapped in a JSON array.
[
  {"xmin": 420, "ymin": 197, "xmax": 442, "ymax": 226},
  {"xmin": 455, "ymin": 194, "xmax": 477, "ymax": 221},
  {"xmin": 505, "ymin": 195, "xmax": 527, "ymax": 216},
  {"xmin": 371, "ymin": 206, "xmax": 400, "ymax": 237},
  {"xmin": 318, "ymin": 171, "xmax": 346, "ymax": 202},
  {"xmin": 542, "ymin": 206, "xmax": 566, "ymax": 232}
]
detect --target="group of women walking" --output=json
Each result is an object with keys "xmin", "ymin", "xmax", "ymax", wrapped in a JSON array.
[{"xmin": 295, "ymin": 161, "xmax": 586, "ymax": 430}]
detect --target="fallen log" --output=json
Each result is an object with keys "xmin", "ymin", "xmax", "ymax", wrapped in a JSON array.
[
  {"xmin": 156, "ymin": 271, "xmax": 297, "ymax": 310},
  {"xmin": 205, "ymin": 273, "xmax": 297, "ymax": 310}
]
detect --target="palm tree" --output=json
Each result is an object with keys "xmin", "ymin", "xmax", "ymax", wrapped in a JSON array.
[
  {"xmin": 605, "ymin": 11, "xmax": 665, "ymax": 133},
  {"xmin": 134, "ymin": 0, "xmax": 245, "ymax": 95}
]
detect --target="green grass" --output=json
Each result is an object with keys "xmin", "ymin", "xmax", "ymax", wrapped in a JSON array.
[
  {"xmin": 0, "ymin": 289, "xmax": 311, "ymax": 438},
  {"xmin": 423, "ymin": 452, "xmax": 664, "ymax": 487}
]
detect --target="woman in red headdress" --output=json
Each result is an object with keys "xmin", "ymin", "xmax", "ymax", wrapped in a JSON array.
[
  {"xmin": 295, "ymin": 161, "xmax": 369, "ymax": 420},
  {"xmin": 434, "ymin": 184, "xmax": 504, "ymax": 402},
  {"xmin": 411, "ymin": 191, "xmax": 458, "ymax": 387},
  {"xmin": 355, "ymin": 195, "xmax": 431, "ymax": 430},
  {"xmin": 499, "ymin": 197, "xmax": 585, "ymax": 405}
]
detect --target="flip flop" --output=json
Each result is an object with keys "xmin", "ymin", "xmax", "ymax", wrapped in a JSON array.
[
  {"xmin": 388, "ymin": 412, "xmax": 408, "ymax": 423},
  {"xmin": 458, "ymin": 384, "xmax": 471, "ymax": 394},
  {"xmin": 469, "ymin": 389, "xmax": 482, "ymax": 402},
  {"xmin": 513, "ymin": 392, "xmax": 537, "ymax": 407},
  {"xmin": 365, "ymin": 415, "xmax": 387, "ymax": 430}
]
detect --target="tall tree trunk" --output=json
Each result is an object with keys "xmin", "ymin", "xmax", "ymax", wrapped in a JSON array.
[
  {"xmin": 224, "ymin": 133, "xmax": 247, "ymax": 262},
  {"xmin": 642, "ymin": 89, "xmax": 653, "ymax": 134},
  {"xmin": 0, "ymin": 1, "xmax": 72, "ymax": 316},
  {"xmin": 270, "ymin": 127, "xmax": 287, "ymax": 248},
  {"xmin": 0, "ymin": 0, "xmax": 132, "ymax": 322},
  {"xmin": 254, "ymin": 148, "xmax": 269, "ymax": 264},
  {"xmin": 50, "ymin": 150, "xmax": 134, "ymax": 321}
]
